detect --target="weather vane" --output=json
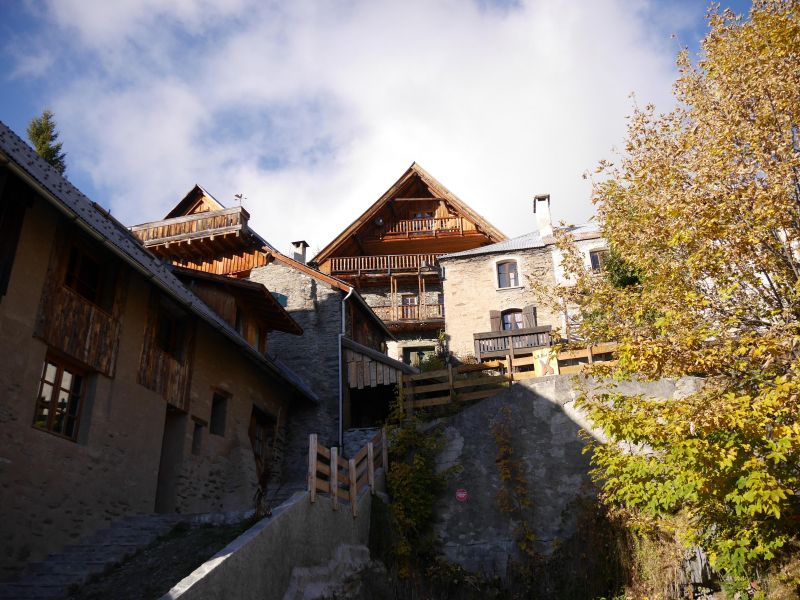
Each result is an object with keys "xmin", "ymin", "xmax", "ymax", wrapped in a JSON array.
[{"xmin": 234, "ymin": 193, "xmax": 247, "ymax": 207}]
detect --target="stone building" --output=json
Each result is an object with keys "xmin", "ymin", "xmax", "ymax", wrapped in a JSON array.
[
  {"xmin": 0, "ymin": 122, "xmax": 313, "ymax": 580},
  {"xmin": 130, "ymin": 187, "xmax": 413, "ymax": 463},
  {"xmin": 312, "ymin": 163, "xmax": 506, "ymax": 366},
  {"xmin": 440, "ymin": 195, "xmax": 607, "ymax": 361}
]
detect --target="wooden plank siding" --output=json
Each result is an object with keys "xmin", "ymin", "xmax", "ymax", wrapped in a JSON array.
[
  {"xmin": 34, "ymin": 232, "xmax": 127, "ymax": 377},
  {"xmin": 344, "ymin": 348, "xmax": 399, "ymax": 389},
  {"xmin": 137, "ymin": 292, "xmax": 196, "ymax": 411}
]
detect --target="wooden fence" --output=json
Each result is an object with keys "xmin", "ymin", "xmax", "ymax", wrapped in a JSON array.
[
  {"xmin": 307, "ymin": 428, "xmax": 389, "ymax": 517},
  {"xmin": 400, "ymin": 343, "xmax": 617, "ymax": 410}
]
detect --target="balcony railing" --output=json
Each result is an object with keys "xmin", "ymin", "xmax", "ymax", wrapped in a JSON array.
[
  {"xmin": 473, "ymin": 325, "xmax": 552, "ymax": 360},
  {"xmin": 383, "ymin": 217, "xmax": 476, "ymax": 236},
  {"xmin": 330, "ymin": 253, "xmax": 442, "ymax": 276},
  {"xmin": 130, "ymin": 206, "xmax": 249, "ymax": 247},
  {"xmin": 371, "ymin": 303, "xmax": 445, "ymax": 322}
]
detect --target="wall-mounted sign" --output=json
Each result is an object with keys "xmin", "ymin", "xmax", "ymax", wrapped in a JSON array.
[{"xmin": 455, "ymin": 488, "xmax": 469, "ymax": 503}]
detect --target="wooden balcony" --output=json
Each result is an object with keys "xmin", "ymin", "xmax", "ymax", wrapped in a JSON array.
[
  {"xmin": 473, "ymin": 325, "xmax": 553, "ymax": 360},
  {"xmin": 371, "ymin": 303, "xmax": 445, "ymax": 323},
  {"xmin": 381, "ymin": 217, "xmax": 476, "ymax": 238},
  {"xmin": 330, "ymin": 253, "xmax": 442, "ymax": 277},
  {"xmin": 130, "ymin": 207, "xmax": 254, "ymax": 259}
]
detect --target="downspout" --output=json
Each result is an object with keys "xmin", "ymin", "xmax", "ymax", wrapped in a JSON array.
[{"xmin": 339, "ymin": 286, "xmax": 355, "ymax": 449}]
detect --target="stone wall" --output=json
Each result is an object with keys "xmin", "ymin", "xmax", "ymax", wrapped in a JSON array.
[
  {"xmin": 433, "ymin": 375, "xmax": 702, "ymax": 578},
  {"xmin": 441, "ymin": 247, "xmax": 562, "ymax": 359},
  {"xmin": 249, "ymin": 263, "xmax": 343, "ymax": 478}
]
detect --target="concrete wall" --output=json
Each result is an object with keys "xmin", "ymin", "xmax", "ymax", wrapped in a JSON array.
[
  {"xmin": 441, "ymin": 247, "xmax": 562, "ymax": 359},
  {"xmin": 433, "ymin": 375, "xmax": 702, "ymax": 577},
  {"xmin": 162, "ymin": 482, "xmax": 379, "ymax": 600}
]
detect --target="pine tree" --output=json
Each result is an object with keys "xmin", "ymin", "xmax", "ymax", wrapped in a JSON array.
[{"xmin": 26, "ymin": 110, "xmax": 67, "ymax": 174}]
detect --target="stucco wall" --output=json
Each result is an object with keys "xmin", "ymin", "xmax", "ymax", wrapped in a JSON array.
[
  {"xmin": 441, "ymin": 248, "xmax": 562, "ymax": 359},
  {"xmin": 0, "ymin": 197, "xmax": 165, "ymax": 581}
]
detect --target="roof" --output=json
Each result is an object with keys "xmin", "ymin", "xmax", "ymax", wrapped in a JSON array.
[
  {"xmin": 0, "ymin": 120, "xmax": 315, "ymax": 402},
  {"xmin": 440, "ymin": 224, "xmax": 603, "ymax": 260},
  {"xmin": 341, "ymin": 337, "xmax": 418, "ymax": 375},
  {"xmin": 164, "ymin": 184, "xmax": 225, "ymax": 219},
  {"xmin": 171, "ymin": 266, "xmax": 303, "ymax": 336},
  {"xmin": 312, "ymin": 162, "xmax": 506, "ymax": 264},
  {"xmin": 266, "ymin": 251, "xmax": 395, "ymax": 341}
]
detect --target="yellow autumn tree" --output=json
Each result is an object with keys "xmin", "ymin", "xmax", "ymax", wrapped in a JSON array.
[{"xmin": 570, "ymin": 0, "xmax": 800, "ymax": 578}]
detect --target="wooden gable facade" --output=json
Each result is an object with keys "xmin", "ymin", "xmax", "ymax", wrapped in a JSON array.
[{"xmin": 312, "ymin": 163, "xmax": 506, "ymax": 343}]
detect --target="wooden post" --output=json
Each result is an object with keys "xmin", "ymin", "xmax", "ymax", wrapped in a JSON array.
[
  {"xmin": 308, "ymin": 434, "xmax": 318, "ymax": 503},
  {"xmin": 588, "ymin": 345, "xmax": 594, "ymax": 364},
  {"xmin": 331, "ymin": 446, "xmax": 339, "ymax": 511},
  {"xmin": 367, "ymin": 442, "xmax": 375, "ymax": 494},
  {"xmin": 447, "ymin": 362, "xmax": 455, "ymax": 403},
  {"xmin": 381, "ymin": 427, "xmax": 389, "ymax": 473},
  {"xmin": 509, "ymin": 341, "xmax": 516, "ymax": 383},
  {"xmin": 349, "ymin": 457, "xmax": 358, "ymax": 517},
  {"xmin": 398, "ymin": 374, "xmax": 405, "ymax": 417}
]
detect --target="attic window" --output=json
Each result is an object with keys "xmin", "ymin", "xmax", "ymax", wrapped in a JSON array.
[
  {"xmin": 497, "ymin": 261, "xmax": 519, "ymax": 288},
  {"xmin": 590, "ymin": 249, "xmax": 609, "ymax": 272},
  {"xmin": 64, "ymin": 242, "xmax": 118, "ymax": 312}
]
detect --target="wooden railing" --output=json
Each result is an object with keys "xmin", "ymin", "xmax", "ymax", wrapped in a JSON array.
[
  {"xmin": 384, "ymin": 217, "xmax": 475, "ymax": 236},
  {"xmin": 401, "ymin": 343, "xmax": 617, "ymax": 410},
  {"xmin": 329, "ymin": 253, "xmax": 442, "ymax": 275},
  {"xmin": 307, "ymin": 428, "xmax": 388, "ymax": 517},
  {"xmin": 130, "ymin": 206, "xmax": 248, "ymax": 246},
  {"xmin": 400, "ymin": 361, "xmax": 511, "ymax": 410},
  {"xmin": 371, "ymin": 303, "xmax": 444, "ymax": 322},
  {"xmin": 473, "ymin": 325, "xmax": 552, "ymax": 360}
]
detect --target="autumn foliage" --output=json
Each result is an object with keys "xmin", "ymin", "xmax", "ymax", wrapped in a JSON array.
[{"xmin": 569, "ymin": 0, "xmax": 800, "ymax": 578}]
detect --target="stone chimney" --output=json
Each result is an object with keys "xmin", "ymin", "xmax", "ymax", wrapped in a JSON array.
[
  {"xmin": 533, "ymin": 194, "xmax": 552, "ymax": 238},
  {"xmin": 291, "ymin": 240, "xmax": 310, "ymax": 264}
]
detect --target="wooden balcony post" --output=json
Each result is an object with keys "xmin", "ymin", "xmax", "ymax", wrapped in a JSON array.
[
  {"xmin": 331, "ymin": 446, "xmax": 339, "ymax": 511},
  {"xmin": 588, "ymin": 345, "xmax": 594, "ymax": 364},
  {"xmin": 509, "ymin": 339, "xmax": 516, "ymax": 383},
  {"xmin": 349, "ymin": 457, "xmax": 358, "ymax": 517},
  {"xmin": 308, "ymin": 433, "xmax": 318, "ymax": 502},
  {"xmin": 367, "ymin": 442, "xmax": 375, "ymax": 494},
  {"xmin": 381, "ymin": 427, "xmax": 389, "ymax": 473},
  {"xmin": 448, "ymin": 362, "xmax": 455, "ymax": 403}
]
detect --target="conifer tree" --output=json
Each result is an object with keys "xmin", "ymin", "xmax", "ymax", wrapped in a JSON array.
[{"xmin": 26, "ymin": 110, "xmax": 66, "ymax": 174}]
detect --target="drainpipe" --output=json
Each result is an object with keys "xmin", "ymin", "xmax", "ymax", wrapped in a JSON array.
[{"xmin": 339, "ymin": 286, "xmax": 355, "ymax": 449}]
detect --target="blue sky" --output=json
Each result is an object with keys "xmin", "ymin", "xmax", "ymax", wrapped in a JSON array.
[{"xmin": 0, "ymin": 0, "xmax": 752, "ymax": 254}]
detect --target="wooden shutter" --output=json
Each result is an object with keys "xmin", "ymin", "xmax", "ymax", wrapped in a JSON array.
[
  {"xmin": 489, "ymin": 310, "xmax": 501, "ymax": 332},
  {"xmin": 522, "ymin": 305, "xmax": 537, "ymax": 328}
]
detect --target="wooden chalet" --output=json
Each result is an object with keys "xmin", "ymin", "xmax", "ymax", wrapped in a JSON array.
[{"xmin": 312, "ymin": 163, "xmax": 506, "ymax": 363}]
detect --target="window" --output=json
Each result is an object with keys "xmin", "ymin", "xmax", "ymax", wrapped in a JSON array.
[
  {"xmin": 156, "ymin": 305, "xmax": 188, "ymax": 361},
  {"xmin": 400, "ymin": 294, "xmax": 418, "ymax": 320},
  {"xmin": 64, "ymin": 243, "xmax": 118, "ymax": 312},
  {"xmin": 501, "ymin": 309, "xmax": 524, "ymax": 331},
  {"xmin": 497, "ymin": 261, "xmax": 519, "ymax": 288},
  {"xmin": 210, "ymin": 392, "xmax": 228, "ymax": 436},
  {"xmin": 590, "ymin": 249, "xmax": 610, "ymax": 272},
  {"xmin": 33, "ymin": 357, "xmax": 86, "ymax": 441}
]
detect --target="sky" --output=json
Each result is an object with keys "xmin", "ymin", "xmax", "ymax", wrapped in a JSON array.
[{"xmin": 0, "ymin": 0, "xmax": 752, "ymax": 256}]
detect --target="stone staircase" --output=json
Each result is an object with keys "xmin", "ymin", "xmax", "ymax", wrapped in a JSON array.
[
  {"xmin": 282, "ymin": 544, "xmax": 375, "ymax": 600},
  {"xmin": 262, "ymin": 481, "xmax": 308, "ymax": 513},
  {"xmin": 0, "ymin": 514, "xmax": 184, "ymax": 599}
]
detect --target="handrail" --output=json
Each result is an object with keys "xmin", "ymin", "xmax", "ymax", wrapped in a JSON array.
[
  {"xmin": 329, "ymin": 253, "xmax": 442, "ymax": 275},
  {"xmin": 130, "ymin": 206, "xmax": 248, "ymax": 245}
]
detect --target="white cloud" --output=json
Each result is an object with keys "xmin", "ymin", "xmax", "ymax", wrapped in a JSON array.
[{"xmin": 26, "ymin": 0, "xmax": 680, "ymax": 254}]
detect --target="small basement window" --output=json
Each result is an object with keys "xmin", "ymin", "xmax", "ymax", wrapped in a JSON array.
[
  {"xmin": 210, "ymin": 392, "xmax": 228, "ymax": 436},
  {"xmin": 33, "ymin": 356, "xmax": 86, "ymax": 441}
]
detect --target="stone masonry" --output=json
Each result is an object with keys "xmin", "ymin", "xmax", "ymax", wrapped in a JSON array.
[{"xmin": 441, "ymin": 247, "xmax": 562, "ymax": 359}]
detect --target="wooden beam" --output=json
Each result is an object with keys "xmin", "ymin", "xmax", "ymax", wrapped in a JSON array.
[{"xmin": 308, "ymin": 434, "xmax": 318, "ymax": 502}]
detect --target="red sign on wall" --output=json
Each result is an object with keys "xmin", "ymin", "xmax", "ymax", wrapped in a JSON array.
[{"xmin": 455, "ymin": 488, "xmax": 469, "ymax": 503}]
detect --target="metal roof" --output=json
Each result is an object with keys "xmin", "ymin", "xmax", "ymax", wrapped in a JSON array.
[
  {"xmin": 0, "ymin": 120, "xmax": 316, "ymax": 402},
  {"xmin": 440, "ymin": 224, "xmax": 601, "ymax": 260}
]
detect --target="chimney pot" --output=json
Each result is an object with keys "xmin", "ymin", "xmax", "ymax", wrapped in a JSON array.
[
  {"xmin": 291, "ymin": 240, "xmax": 310, "ymax": 264},
  {"xmin": 533, "ymin": 194, "xmax": 552, "ymax": 238}
]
